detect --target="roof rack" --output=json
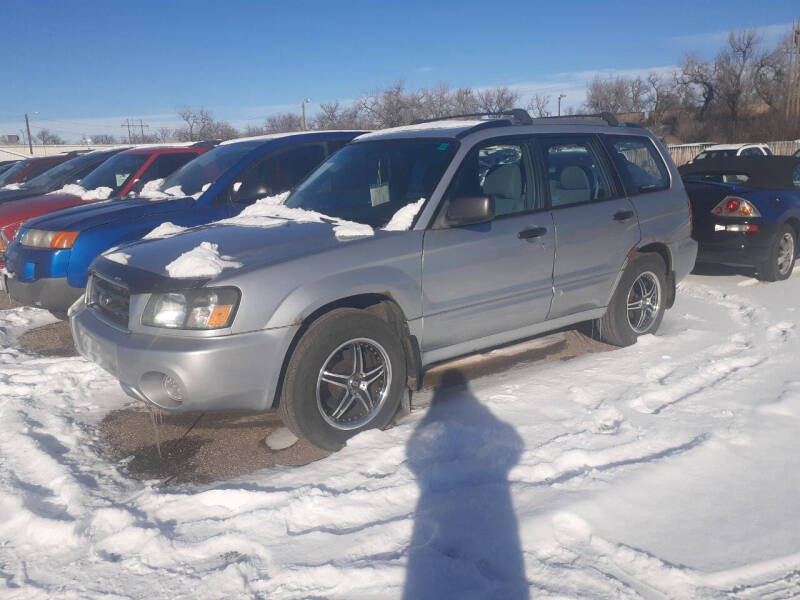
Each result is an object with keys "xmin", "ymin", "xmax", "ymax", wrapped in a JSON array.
[
  {"xmin": 532, "ymin": 112, "xmax": 619, "ymax": 127},
  {"xmin": 411, "ymin": 108, "xmax": 534, "ymax": 126}
]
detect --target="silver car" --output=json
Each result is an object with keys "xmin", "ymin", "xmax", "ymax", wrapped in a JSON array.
[{"xmin": 71, "ymin": 112, "xmax": 697, "ymax": 450}]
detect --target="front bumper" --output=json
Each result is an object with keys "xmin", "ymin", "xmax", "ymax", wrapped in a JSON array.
[
  {"xmin": 694, "ymin": 222, "xmax": 776, "ymax": 268},
  {"xmin": 71, "ymin": 302, "xmax": 297, "ymax": 412},
  {"xmin": 6, "ymin": 275, "xmax": 84, "ymax": 313}
]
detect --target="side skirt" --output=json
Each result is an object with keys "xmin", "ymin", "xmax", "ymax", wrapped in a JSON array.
[{"xmin": 420, "ymin": 308, "xmax": 606, "ymax": 368}]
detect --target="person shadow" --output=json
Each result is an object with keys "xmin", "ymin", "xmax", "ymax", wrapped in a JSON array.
[{"xmin": 403, "ymin": 370, "xmax": 528, "ymax": 599}]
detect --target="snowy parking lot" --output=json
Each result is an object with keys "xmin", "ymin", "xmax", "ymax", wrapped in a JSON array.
[{"xmin": 1, "ymin": 267, "xmax": 800, "ymax": 599}]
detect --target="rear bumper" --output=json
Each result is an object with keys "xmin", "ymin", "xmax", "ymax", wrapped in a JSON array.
[
  {"xmin": 70, "ymin": 302, "xmax": 296, "ymax": 412},
  {"xmin": 694, "ymin": 223, "xmax": 776, "ymax": 267},
  {"xmin": 6, "ymin": 275, "xmax": 84, "ymax": 313}
]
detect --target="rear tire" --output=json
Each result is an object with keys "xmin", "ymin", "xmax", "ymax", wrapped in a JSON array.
[
  {"xmin": 599, "ymin": 253, "xmax": 666, "ymax": 347},
  {"xmin": 757, "ymin": 224, "xmax": 796, "ymax": 282},
  {"xmin": 278, "ymin": 308, "xmax": 407, "ymax": 451}
]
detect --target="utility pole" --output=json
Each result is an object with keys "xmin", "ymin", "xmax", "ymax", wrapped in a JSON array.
[
  {"xmin": 557, "ymin": 94, "xmax": 567, "ymax": 117},
  {"xmin": 787, "ymin": 17, "xmax": 800, "ymax": 122},
  {"xmin": 301, "ymin": 98, "xmax": 311, "ymax": 130},
  {"xmin": 121, "ymin": 119, "xmax": 133, "ymax": 143},
  {"xmin": 137, "ymin": 119, "xmax": 149, "ymax": 141},
  {"xmin": 24, "ymin": 113, "xmax": 33, "ymax": 155}
]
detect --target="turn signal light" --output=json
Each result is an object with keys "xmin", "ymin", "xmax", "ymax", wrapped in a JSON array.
[{"xmin": 50, "ymin": 231, "xmax": 80, "ymax": 249}]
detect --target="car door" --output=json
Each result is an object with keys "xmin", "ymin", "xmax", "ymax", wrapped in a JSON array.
[
  {"xmin": 421, "ymin": 138, "xmax": 555, "ymax": 353},
  {"xmin": 535, "ymin": 134, "xmax": 641, "ymax": 320}
]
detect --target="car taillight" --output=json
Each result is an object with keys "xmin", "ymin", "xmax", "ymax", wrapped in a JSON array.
[{"xmin": 711, "ymin": 196, "xmax": 761, "ymax": 218}]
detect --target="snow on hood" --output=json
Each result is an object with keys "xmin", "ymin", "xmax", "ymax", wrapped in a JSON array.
[
  {"xmin": 2, "ymin": 183, "xmax": 22, "ymax": 190},
  {"xmin": 143, "ymin": 221, "xmax": 188, "ymax": 240},
  {"xmin": 383, "ymin": 198, "xmax": 425, "ymax": 231},
  {"xmin": 103, "ymin": 251, "xmax": 131, "ymax": 265},
  {"xmin": 216, "ymin": 192, "xmax": 375, "ymax": 241},
  {"xmin": 48, "ymin": 183, "xmax": 114, "ymax": 201},
  {"xmin": 165, "ymin": 241, "xmax": 242, "ymax": 278}
]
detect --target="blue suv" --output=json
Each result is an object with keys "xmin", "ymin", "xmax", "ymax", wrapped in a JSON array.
[{"xmin": 5, "ymin": 131, "xmax": 364, "ymax": 315}]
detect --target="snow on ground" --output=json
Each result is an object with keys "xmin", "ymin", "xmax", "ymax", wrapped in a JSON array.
[{"xmin": 2, "ymin": 269, "xmax": 800, "ymax": 599}]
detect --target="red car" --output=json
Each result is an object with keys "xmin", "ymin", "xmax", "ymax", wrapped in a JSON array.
[
  {"xmin": 0, "ymin": 143, "xmax": 213, "ymax": 253},
  {"xmin": 0, "ymin": 151, "xmax": 87, "ymax": 187}
]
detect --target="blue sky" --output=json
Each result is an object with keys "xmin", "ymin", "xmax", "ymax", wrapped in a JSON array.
[{"xmin": 2, "ymin": 0, "xmax": 798, "ymax": 140}]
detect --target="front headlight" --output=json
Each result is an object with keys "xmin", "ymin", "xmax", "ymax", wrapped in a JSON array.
[
  {"xmin": 20, "ymin": 228, "xmax": 80, "ymax": 249},
  {"xmin": 142, "ymin": 287, "xmax": 240, "ymax": 330}
]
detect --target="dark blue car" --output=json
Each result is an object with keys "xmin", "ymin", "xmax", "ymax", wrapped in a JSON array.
[
  {"xmin": 5, "ymin": 130, "xmax": 364, "ymax": 315},
  {"xmin": 680, "ymin": 156, "xmax": 800, "ymax": 281}
]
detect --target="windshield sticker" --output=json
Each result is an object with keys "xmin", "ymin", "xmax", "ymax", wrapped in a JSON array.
[
  {"xmin": 370, "ymin": 183, "xmax": 390, "ymax": 207},
  {"xmin": 438, "ymin": 143, "xmax": 449, "ymax": 151}
]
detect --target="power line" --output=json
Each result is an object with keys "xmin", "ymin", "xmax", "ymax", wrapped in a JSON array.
[{"xmin": 120, "ymin": 118, "xmax": 150, "ymax": 143}]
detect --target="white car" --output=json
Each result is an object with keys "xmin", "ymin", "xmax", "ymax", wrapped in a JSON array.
[{"xmin": 690, "ymin": 143, "xmax": 772, "ymax": 163}]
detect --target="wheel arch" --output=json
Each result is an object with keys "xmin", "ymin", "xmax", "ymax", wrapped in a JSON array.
[
  {"xmin": 783, "ymin": 216, "xmax": 800, "ymax": 241},
  {"xmin": 269, "ymin": 293, "xmax": 421, "ymax": 409}
]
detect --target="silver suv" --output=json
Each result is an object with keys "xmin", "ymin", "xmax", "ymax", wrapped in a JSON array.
[{"xmin": 71, "ymin": 111, "xmax": 697, "ymax": 450}]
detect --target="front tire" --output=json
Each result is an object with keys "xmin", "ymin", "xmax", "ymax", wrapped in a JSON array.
[
  {"xmin": 278, "ymin": 308, "xmax": 407, "ymax": 451},
  {"xmin": 599, "ymin": 253, "xmax": 667, "ymax": 347},
  {"xmin": 758, "ymin": 224, "xmax": 796, "ymax": 282}
]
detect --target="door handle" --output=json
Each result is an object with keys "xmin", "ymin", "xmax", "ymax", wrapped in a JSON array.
[
  {"xmin": 518, "ymin": 226, "xmax": 548, "ymax": 240},
  {"xmin": 613, "ymin": 210, "xmax": 635, "ymax": 222}
]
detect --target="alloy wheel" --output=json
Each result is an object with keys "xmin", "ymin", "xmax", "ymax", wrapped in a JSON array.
[
  {"xmin": 316, "ymin": 337, "xmax": 392, "ymax": 431},
  {"xmin": 777, "ymin": 232, "xmax": 795, "ymax": 276},
  {"xmin": 626, "ymin": 271, "xmax": 662, "ymax": 334}
]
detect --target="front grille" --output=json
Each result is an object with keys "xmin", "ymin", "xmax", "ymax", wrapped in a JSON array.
[{"xmin": 88, "ymin": 273, "xmax": 130, "ymax": 328}]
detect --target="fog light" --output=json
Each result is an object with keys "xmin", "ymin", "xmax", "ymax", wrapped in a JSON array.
[{"xmin": 162, "ymin": 375, "xmax": 184, "ymax": 401}]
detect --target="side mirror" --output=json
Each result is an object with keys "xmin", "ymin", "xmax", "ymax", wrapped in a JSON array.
[{"xmin": 445, "ymin": 195, "xmax": 494, "ymax": 227}]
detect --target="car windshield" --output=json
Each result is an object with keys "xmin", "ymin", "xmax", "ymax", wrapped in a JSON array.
[
  {"xmin": 285, "ymin": 139, "xmax": 459, "ymax": 227},
  {"xmin": 21, "ymin": 153, "xmax": 105, "ymax": 189},
  {"xmin": 157, "ymin": 141, "xmax": 262, "ymax": 197},
  {"xmin": 0, "ymin": 160, "xmax": 32, "ymax": 187},
  {"xmin": 79, "ymin": 153, "xmax": 149, "ymax": 193}
]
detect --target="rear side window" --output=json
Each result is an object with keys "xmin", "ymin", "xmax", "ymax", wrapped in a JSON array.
[
  {"xmin": 152, "ymin": 153, "xmax": 199, "ymax": 178},
  {"xmin": 605, "ymin": 136, "xmax": 670, "ymax": 195},
  {"xmin": 535, "ymin": 135, "xmax": 616, "ymax": 207},
  {"xmin": 740, "ymin": 147, "xmax": 763, "ymax": 157}
]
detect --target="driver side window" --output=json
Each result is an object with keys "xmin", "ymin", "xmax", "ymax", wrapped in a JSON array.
[
  {"xmin": 227, "ymin": 143, "xmax": 326, "ymax": 205},
  {"xmin": 445, "ymin": 141, "xmax": 535, "ymax": 219}
]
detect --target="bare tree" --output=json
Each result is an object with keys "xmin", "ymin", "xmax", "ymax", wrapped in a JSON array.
[
  {"xmin": 156, "ymin": 127, "xmax": 176, "ymax": 142},
  {"xmin": 176, "ymin": 106, "xmax": 213, "ymax": 141},
  {"xmin": 35, "ymin": 129, "xmax": 65, "ymax": 145},
  {"xmin": 715, "ymin": 31, "xmax": 761, "ymax": 131},
  {"xmin": 527, "ymin": 94, "xmax": 552, "ymax": 118},
  {"xmin": 264, "ymin": 112, "xmax": 303, "ymax": 133},
  {"xmin": 585, "ymin": 77, "xmax": 633, "ymax": 113},
  {"xmin": 677, "ymin": 54, "xmax": 717, "ymax": 120},
  {"xmin": 476, "ymin": 86, "xmax": 520, "ymax": 113},
  {"xmin": 90, "ymin": 134, "xmax": 116, "ymax": 144},
  {"xmin": 175, "ymin": 106, "xmax": 239, "ymax": 140},
  {"xmin": 313, "ymin": 101, "xmax": 366, "ymax": 129}
]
